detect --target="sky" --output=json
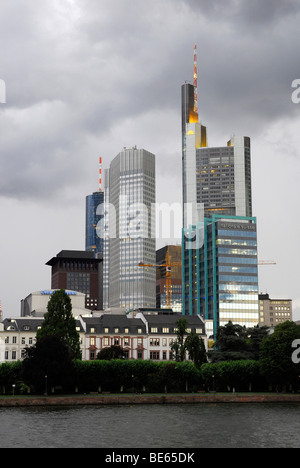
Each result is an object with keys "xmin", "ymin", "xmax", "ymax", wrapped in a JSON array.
[{"xmin": 0, "ymin": 0, "xmax": 299, "ymax": 320}]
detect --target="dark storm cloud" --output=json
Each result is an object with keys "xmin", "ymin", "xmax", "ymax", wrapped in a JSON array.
[
  {"xmin": 1, "ymin": 0, "xmax": 300, "ymax": 201},
  {"xmin": 183, "ymin": 0, "xmax": 300, "ymax": 26}
]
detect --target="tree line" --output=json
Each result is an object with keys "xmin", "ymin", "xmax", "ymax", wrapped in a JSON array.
[{"xmin": 1, "ymin": 290, "xmax": 300, "ymax": 394}]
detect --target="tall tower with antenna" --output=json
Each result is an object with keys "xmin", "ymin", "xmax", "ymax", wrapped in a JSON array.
[
  {"xmin": 85, "ymin": 156, "xmax": 105, "ymax": 256},
  {"xmin": 193, "ymin": 44, "xmax": 198, "ymax": 115}
]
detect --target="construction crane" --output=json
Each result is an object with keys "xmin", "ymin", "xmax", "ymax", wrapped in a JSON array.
[
  {"xmin": 258, "ymin": 261, "xmax": 276, "ymax": 265},
  {"xmin": 139, "ymin": 257, "xmax": 276, "ymax": 308},
  {"xmin": 139, "ymin": 250, "xmax": 182, "ymax": 309}
]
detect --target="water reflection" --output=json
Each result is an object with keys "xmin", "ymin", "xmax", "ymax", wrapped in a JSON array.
[{"xmin": 0, "ymin": 403, "xmax": 299, "ymax": 448}]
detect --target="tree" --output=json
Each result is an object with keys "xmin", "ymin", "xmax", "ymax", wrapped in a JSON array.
[
  {"xmin": 37, "ymin": 290, "xmax": 81, "ymax": 360},
  {"xmin": 260, "ymin": 321, "xmax": 300, "ymax": 389},
  {"xmin": 185, "ymin": 331, "xmax": 207, "ymax": 368},
  {"xmin": 22, "ymin": 335, "xmax": 74, "ymax": 393},
  {"xmin": 210, "ymin": 321, "xmax": 255, "ymax": 362},
  {"xmin": 171, "ymin": 318, "xmax": 188, "ymax": 362},
  {"xmin": 247, "ymin": 326, "xmax": 270, "ymax": 360},
  {"xmin": 97, "ymin": 345, "xmax": 125, "ymax": 360}
]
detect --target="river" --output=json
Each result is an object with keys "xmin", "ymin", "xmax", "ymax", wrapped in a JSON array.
[{"xmin": 0, "ymin": 403, "xmax": 299, "ymax": 448}]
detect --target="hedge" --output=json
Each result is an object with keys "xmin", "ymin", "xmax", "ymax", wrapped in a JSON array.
[{"xmin": 0, "ymin": 359, "xmax": 270, "ymax": 394}]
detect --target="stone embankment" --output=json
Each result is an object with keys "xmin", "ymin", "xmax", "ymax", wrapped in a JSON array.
[{"xmin": 0, "ymin": 393, "xmax": 300, "ymax": 407}]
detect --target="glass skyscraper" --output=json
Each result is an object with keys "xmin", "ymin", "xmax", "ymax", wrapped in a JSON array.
[
  {"xmin": 181, "ymin": 82, "xmax": 252, "ymax": 225},
  {"xmin": 85, "ymin": 191, "xmax": 104, "ymax": 256},
  {"xmin": 182, "ymin": 215, "xmax": 259, "ymax": 338},
  {"xmin": 106, "ymin": 147, "xmax": 156, "ymax": 310},
  {"xmin": 181, "ymin": 75, "xmax": 258, "ymax": 337}
]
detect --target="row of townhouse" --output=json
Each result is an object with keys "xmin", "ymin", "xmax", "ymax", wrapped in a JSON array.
[{"xmin": 0, "ymin": 313, "xmax": 207, "ymax": 363}]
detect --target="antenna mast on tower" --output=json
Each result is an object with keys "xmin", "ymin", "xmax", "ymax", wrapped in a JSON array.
[
  {"xmin": 99, "ymin": 157, "xmax": 102, "ymax": 192},
  {"xmin": 193, "ymin": 44, "xmax": 198, "ymax": 114}
]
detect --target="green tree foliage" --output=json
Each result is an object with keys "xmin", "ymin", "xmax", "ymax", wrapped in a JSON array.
[
  {"xmin": 22, "ymin": 335, "xmax": 74, "ymax": 393},
  {"xmin": 210, "ymin": 321, "xmax": 269, "ymax": 362},
  {"xmin": 260, "ymin": 321, "xmax": 300, "ymax": 388},
  {"xmin": 171, "ymin": 317, "xmax": 188, "ymax": 362},
  {"xmin": 97, "ymin": 345, "xmax": 125, "ymax": 360},
  {"xmin": 171, "ymin": 318, "xmax": 207, "ymax": 367},
  {"xmin": 185, "ymin": 331, "xmax": 207, "ymax": 368},
  {"xmin": 37, "ymin": 289, "xmax": 81, "ymax": 360}
]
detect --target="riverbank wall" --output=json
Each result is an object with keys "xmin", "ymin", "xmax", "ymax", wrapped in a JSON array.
[{"xmin": 1, "ymin": 393, "xmax": 300, "ymax": 407}]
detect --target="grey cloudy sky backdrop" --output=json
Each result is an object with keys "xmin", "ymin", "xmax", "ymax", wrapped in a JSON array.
[{"xmin": 0, "ymin": 0, "xmax": 299, "ymax": 319}]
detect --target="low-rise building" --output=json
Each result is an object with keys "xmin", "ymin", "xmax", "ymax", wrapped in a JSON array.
[
  {"xmin": 0, "ymin": 312, "xmax": 206, "ymax": 364},
  {"xmin": 259, "ymin": 294, "xmax": 293, "ymax": 327},
  {"xmin": 0, "ymin": 317, "xmax": 86, "ymax": 363}
]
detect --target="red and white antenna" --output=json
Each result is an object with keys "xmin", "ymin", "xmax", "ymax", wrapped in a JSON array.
[
  {"xmin": 99, "ymin": 157, "xmax": 102, "ymax": 192},
  {"xmin": 193, "ymin": 44, "xmax": 198, "ymax": 114}
]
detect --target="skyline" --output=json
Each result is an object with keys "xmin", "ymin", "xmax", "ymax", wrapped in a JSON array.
[{"xmin": 0, "ymin": 0, "xmax": 299, "ymax": 319}]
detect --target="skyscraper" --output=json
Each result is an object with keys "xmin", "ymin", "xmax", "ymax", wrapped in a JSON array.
[
  {"xmin": 181, "ymin": 82, "xmax": 252, "ymax": 223},
  {"xmin": 85, "ymin": 191, "xmax": 104, "ymax": 255},
  {"xmin": 106, "ymin": 147, "xmax": 156, "ymax": 309},
  {"xmin": 181, "ymin": 47, "xmax": 258, "ymax": 337},
  {"xmin": 182, "ymin": 215, "xmax": 259, "ymax": 338}
]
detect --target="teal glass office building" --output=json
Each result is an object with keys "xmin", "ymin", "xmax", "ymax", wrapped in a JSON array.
[{"xmin": 182, "ymin": 215, "xmax": 259, "ymax": 338}]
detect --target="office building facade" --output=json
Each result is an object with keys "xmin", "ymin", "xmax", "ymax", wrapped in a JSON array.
[
  {"xmin": 181, "ymin": 82, "xmax": 252, "ymax": 226},
  {"xmin": 85, "ymin": 191, "xmax": 104, "ymax": 256},
  {"xmin": 259, "ymin": 293, "xmax": 293, "ymax": 327},
  {"xmin": 182, "ymin": 215, "xmax": 259, "ymax": 338},
  {"xmin": 181, "ymin": 59, "xmax": 256, "ymax": 338},
  {"xmin": 46, "ymin": 250, "xmax": 103, "ymax": 311},
  {"xmin": 107, "ymin": 147, "xmax": 156, "ymax": 309}
]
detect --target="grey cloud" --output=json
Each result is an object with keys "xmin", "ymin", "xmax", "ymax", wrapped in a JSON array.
[{"xmin": 1, "ymin": 0, "xmax": 300, "ymax": 204}]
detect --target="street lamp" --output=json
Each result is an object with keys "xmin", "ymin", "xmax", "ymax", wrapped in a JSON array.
[
  {"xmin": 44, "ymin": 375, "xmax": 48, "ymax": 396},
  {"xmin": 12, "ymin": 384, "xmax": 15, "ymax": 396}
]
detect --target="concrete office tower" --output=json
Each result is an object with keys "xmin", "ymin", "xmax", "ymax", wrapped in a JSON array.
[
  {"xmin": 181, "ymin": 82, "xmax": 252, "ymax": 224},
  {"xmin": 103, "ymin": 168, "xmax": 110, "ymax": 309},
  {"xmin": 108, "ymin": 147, "xmax": 156, "ymax": 309}
]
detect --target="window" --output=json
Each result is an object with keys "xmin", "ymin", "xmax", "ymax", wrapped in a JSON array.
[
  {"xmin": 125, "ymin": 328, "xmax": 129, "ymax": 334},
  {"xmin": 150, "ymin": 338, "xmax": 160, "ymax": 346},
  {"xmin": 13, "ymin": 337, "xmax": 17, "ymax": 344},
  {"xmin": 150, "ymin": 351, "xmax": 160, "ymax": 360},
  {"xmin": 138, "ymin": 328, "xmax": 142, "ymax": 334},
  {"xmin": 12, "ymin": 351, "xmax": 17, "ymax": 360},
  {"xmin": 90, "ymin": 328, "xmax": 95, "ymax": 333},
  {"xmin": 137, "ymin": 338, "xmax": 143, "ymax": 346},
  {"xmin": 114, "ymin": 328, "xmax": 119, "ymax": 334},
  {"xmin": 104, "ymin": 328, "xmax": 109, "ymax": 334},
  {"xmin": 90, "ymin": 337, "xmax": 95, "ymax": 346},
  {"xmin": 162, "ymin": 328, "xmax": 169, "ymax": 334},
  {"xmin": 103, "ymin": 337, "xmax": 109, "ymax": 346},
  {"xmin": 150, "ymin": 327, "xmax": 158, "ymax": 333},
  {"xmin": 22, "ymin": 337, "xmax": 25, "ymax": 345}
]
